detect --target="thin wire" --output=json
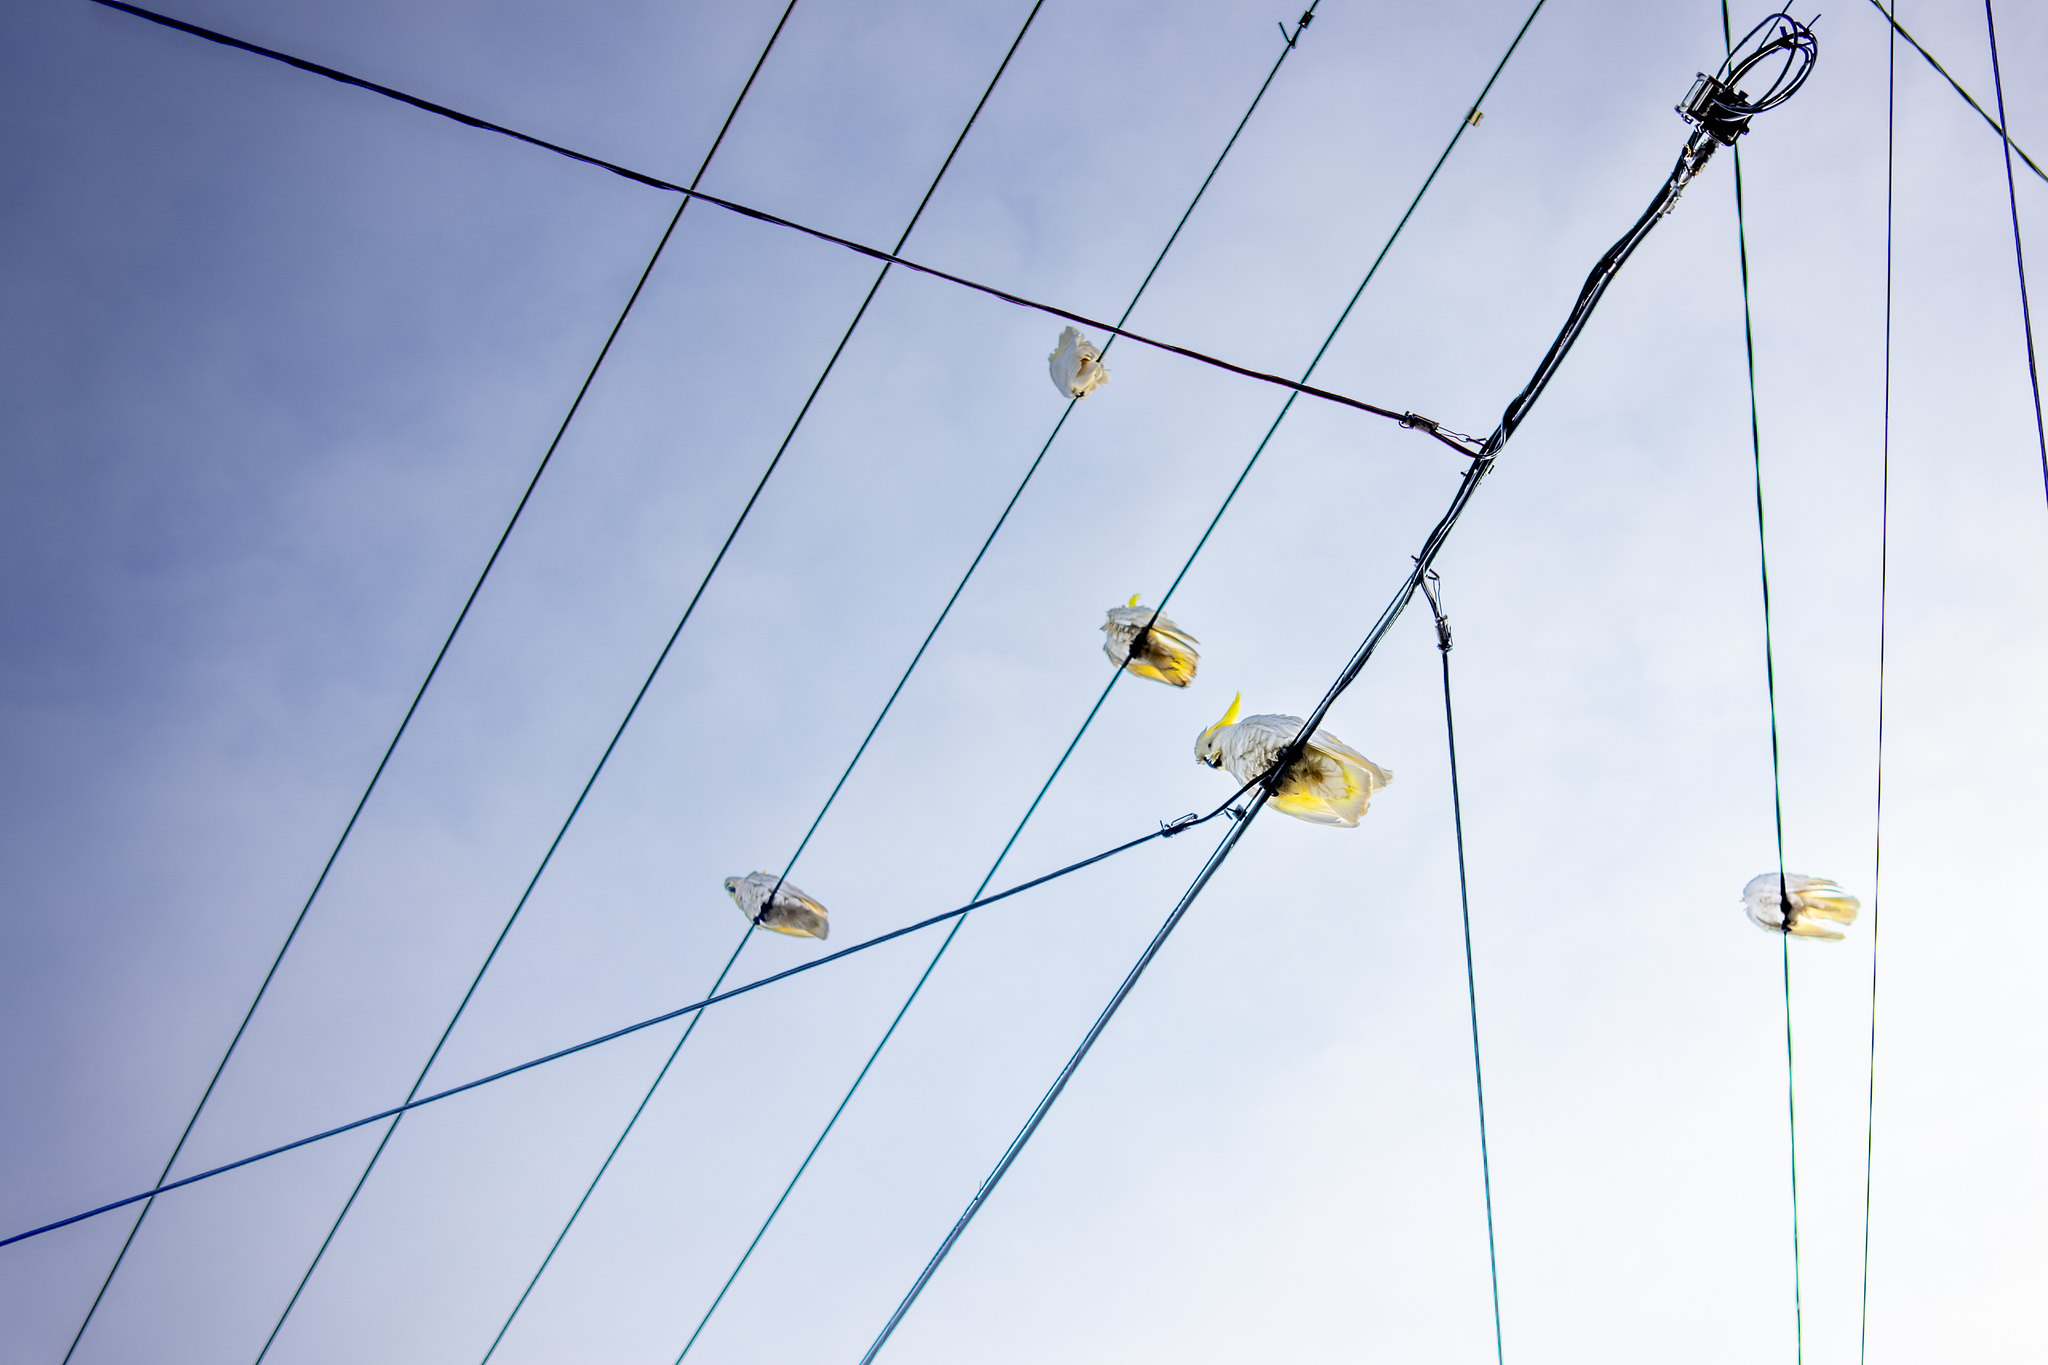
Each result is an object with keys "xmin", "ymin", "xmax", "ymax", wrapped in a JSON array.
[
  {"xmin": 858, "ymin": 5, "xmax": 1579, "ymax": 1352},
  {"xmin": 1721, "ymin": 5, "xmax": 1800, "ymax": 1360},
  {"xmin": 666, "ymin": 13, "xmax": 1339, "ymax": 1356},
  {"xmin": 79, "ymin": 0, "xmax": 1476, "ymax": 453},
  {"xmin": 1860, "ymin": 10, "xmax": 1898, "ymax": 1360},
  {"xmin": 1424, "ymin": 576, "xmax": 1504, "ymax": 1365},
  {"xmin": 0, "ymin": 783, "xmax": 1253, "ymax": 1254},
  {"xmin": 1861, "ymin": 0, "xmax": 2046, "ymax": 185},
  {"xmin": 1983, "ymin": 1, "xmax": 2047, "ymax": 504},
  {"xmin": 241, "ymin": 5, "xmax": 1050, "ymax": 1358},
  {"xmin": 53, "ymin": 4, "xmax": 801, "ymax": 1358}
]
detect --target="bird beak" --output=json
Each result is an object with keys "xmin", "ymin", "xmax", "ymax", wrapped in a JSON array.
[
  {"xmin": 1200, "ymin": 692, "xmax": 1242, "ymax": 742},
  {"xmin": 1127, "ymin": 592, "xmax": 1141, "ymax": 607}
]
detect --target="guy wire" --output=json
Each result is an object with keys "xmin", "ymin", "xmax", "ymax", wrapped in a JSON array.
[
  {"xmin": 1424, "ymin": 572, "xmax": 1506, "ymax": 1365},
  {"xmin": 241, "ymin": 5, "xmax": 1054, "ymax": 1359},
  {"xmin": 1861, "ymin": 5, "xmax": 1897, "ymax": 1360},
  {"xmin": 54, "ymin": 4, "xmax": 805, "ymax": 1360}
]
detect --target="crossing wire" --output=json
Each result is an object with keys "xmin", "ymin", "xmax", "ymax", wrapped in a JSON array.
[
  {"xmin": 1860, "ymin": 4, "xmax": 1898, "ymax": 1360},
  {"xmin": 857, "ymin": 11, "xmax": 1817, "ymax": 1349},
  {"xmin": 53, "ymin": 4, "xmax": 803, "ymax": 1360},
  {"xmin": 1982, "ymin": 0, "xmax": 2047, "ymax": 504},
  {"xmin": 675, "ymin": 6, "xmax": 1553, "ymax": 1358},
  {"xmin": 1861, "ymin": 0, "xmax": 2045, "ymax": 185},
  {"xmin": 0, "ymin": 781, "xmax": 1262, "ymax": 1253},
  {"xmin": 238, "ymin": 5, "xmax": 1055, "ymax": 1359},
  {"xmin": 1720, "ymin": 5, "xmax": 1801, "ymax": 1362},
  {"xmin": 82, "ymin": 0, "xmax": 1476, "ymax": 453},
  {"xmin": 473, "ymin": 11, "xmax": 1332, "ymax": 1360},
  {"xmin": 855, "ymin": 1, "xmax": 1615, "ymax": 1353},
  {"xmin": 1423, "ymin": 573, "xmax": 1505, "ymax": 1365}
]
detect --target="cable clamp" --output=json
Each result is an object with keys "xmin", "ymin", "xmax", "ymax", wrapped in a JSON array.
[
  {"xmin": 1399, "ymin": 411, "xmax": 1437, "ymax": 433},
  {"xmin": 1420, "ymin": 567, "xmax": 1452, "ymax": 652},
  {"xmin": 1278, "ymin": 11, "xmax": 1313, "ymax": 47},
  {"xmin": 1159, "ymin": 812, "xmax": 1200, "ymax": 837}
]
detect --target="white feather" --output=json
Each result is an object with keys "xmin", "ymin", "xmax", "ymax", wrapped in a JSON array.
[{"xmin": 1048, "ymin": 325, "xmax": 1110, "ymax": 399}]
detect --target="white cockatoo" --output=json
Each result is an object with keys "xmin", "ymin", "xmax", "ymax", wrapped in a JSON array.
[
  {"xmin": 1048, "ymin": 325, "xmax": 1110, "ymax": 399},
  {"xmin": 724, "ymin": 871, "xmax": 830, "ymax": 940},
  {"xmin": 1193, "ymin": 693, "xmax": 1392, "ymax": 827},
  {"xmin": 1741, "ymin": 873, "xmax": 1860, "ymax": 940},
  {"xmin": 1102, "ymin": 595, "xmax": 1200, "ymax": 687}
]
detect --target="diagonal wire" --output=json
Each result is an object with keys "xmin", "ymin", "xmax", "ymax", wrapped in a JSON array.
[
  {"xmin": 240, "ymin": 5, "xmax": 1051, "ymax": 1359},
  {"xmin": 1982, "ymin": 0, "xmax": 2047, "ymax": 504},
  {"xmin": 662, "ymin": 11, "xmax": 1389, "ymax": 1358},
  {"xmin": 52, "ymin": 4, "xmax": 801, "ymax": 1359},
  {"xmin": 1860, "ymin": 7, "xmax": 1898, "ymax": 1361},
  {"xmin": 1721, "ymin": 6, "xmax": 1800, "ymax": 1362},
  {"xmin": 80, "ymin": 0, "xmax": 1475, "ymax": 452},
  {"xmin": 1423, "ymin": 573, "xmax": 1504, "ymax": 1365},
  {"xmin": 0, "ymin": 781, "xmax": 1259, "ymax": 1254},
  {"xmin": 1862, "ymin": 0, "xmax": 2045, "ymax": 185}
]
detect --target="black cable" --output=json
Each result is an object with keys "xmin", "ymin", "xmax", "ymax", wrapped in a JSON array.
[
  {"xmin": 1422, "ymin": 573, "xmax": 1504, "ymax": 1365},
  {"xmin": 857, "ymin": 21, "xmax": 1819, "ymax": 1358},
  {"xmin": 0, "ymin": 786, "xmax": 1252, "ymax": 1254},
  {"xmin": 80, "ymin": 0, "xmax": 1477, "ymax": 452},
  {"xmin": 53, "ymin": 5, "xmax": 803, "ymax": 1359},
  {"xmin": 1982, "ymin": 0, "xmax": 2047, "ymax": 506},
  {"xmin": 1861, "ymin": 0, "xmax": 2046, "ymax": 185},
  {"xmin": 237, "ymin": 5, "xmax": 1053, "ymax": 1357}
]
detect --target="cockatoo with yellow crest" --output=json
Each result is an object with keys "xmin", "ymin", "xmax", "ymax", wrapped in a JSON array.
[
  {"xmin": 1102, "ymin": 594, "xmax": 1199, "ymax": 687},
  {"xmin": 1193, "ymin": 694, "xmax": 1392, "ymax": 827},
  {"xmin": 1741, "ymin": 873, "xmax": 1860, "ymax": 940},
  {"xmin": 1048, "ymin": 325, "xmax": 1110, "ymax": 399},
  {"xmin": 724, "ymin": 872, "xmax": 830, "ymax": 940}
]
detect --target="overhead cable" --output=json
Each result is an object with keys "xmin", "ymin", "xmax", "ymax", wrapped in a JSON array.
[
  {"xmin": 479, "ymin": 13, "xmax": 1331, "ymax": 1362},
  {"xmin": 1716, "ymin": 5, "xmax": 1805, "ymax": 1358},
  {"xmin": 1860, "ymin": 7, "xmax": 1898, "ymax": 1361},
  {"xmin": 1423, "ymin": 572, "xmax": 1505, "ymax": 1365},
  {"xmin": 1981, "ymin": 0, "xmax": 2047, "ymax": 504},
  {"xmin": 240, "ymin": 4, "xmax": 1054, "ymax": 1358},
  {"xmin": 0, "ymin": 785, "xmax": 1251, "ymax": 1254},
  {"xmin": 81, "ymin": 0, "xmax": 1477, "ymax": 452},
  {"xmin": 856, "ymin": 18, "xmax": 1820, "ymax": 1360},
  {"xmin": 53, "ymin": 6, "xmax": 805, "ymax": 1361},
  {"xmin": 1860, "ymin": 0, "xmax": 2045, "ymax": 185}
]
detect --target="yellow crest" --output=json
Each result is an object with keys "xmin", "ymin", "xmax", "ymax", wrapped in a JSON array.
[
  {"xmin": 1127, "ymin": 592, "xmax": 1141, "ymax": 607},
  {"xmin": 1201, "ymin": 692, "xmax": 1243, "ymax": 742}
]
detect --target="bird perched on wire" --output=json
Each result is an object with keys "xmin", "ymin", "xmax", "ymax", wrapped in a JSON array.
[
  {"xmin": 724, "ymin": 872, "xmax": 830, "ymax": 940},
  {"xmin": 1193, "ymin": 693, "xmax": 1392, "ymax": 827},
  {"xmin": 1102, "ymin": 594, "xmax": 1200, "ymax": 687},
  {"xmin": 1048, "ymin": 325, "xmax": 1110, "ymax": 399},
  {"xmin": 1741, "ymin": 873, "xmax": 1860, "ymax": 940}
]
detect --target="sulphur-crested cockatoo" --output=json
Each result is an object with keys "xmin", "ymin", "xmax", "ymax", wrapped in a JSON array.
[
  {"xmin": 1741, "ymin": 873, "xmax": 1860, "ymax": 940},
  {"xmin": 1048, "ymin": 325, "xmax": 1110, "ymax": 399},
  {"xmin": 725, "ymin": 871, "xmax": 830, "ymax": 940},
  {"xmin": 1102, "ymin": 595, "xmax": 1199, "ymax": 687},
  {"xmin": 1193, "ymin": 693, "xmax": 1392, "ymax": 827}
]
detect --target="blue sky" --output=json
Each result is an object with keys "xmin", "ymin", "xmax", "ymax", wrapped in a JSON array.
[{"xmin": 2, "ymin": 1, "xmax": 2043, "ymax": 1362}]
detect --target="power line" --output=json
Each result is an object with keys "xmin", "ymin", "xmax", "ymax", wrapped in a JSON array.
[
  {"xmin": 1422, "ymin": 573, "xmax": 1505, "ymax": 1365},
  {"xmin": 0, "ymin": 788, "xmax": 1250, "ymax": 1254},
  {"xmin": 240, "ymin": 4, "xmax": 1054, "ymax": 1357},
  {"xmin": 80, "ymin": 0, "xmax": 1478, "ymax": 452},
  {"xmin": 1860, "ymin": 0, "xmax": 2046, "ymax": 186},
  {"xmin": 1982, "ymin": 0, "xmax": 2047, "ymax": 504},
  {"xmin": 1860, "ymin": 5, "xmax": 1898, "ymax": 1360},
  {"xmin": 53, "ymin": 4, "xmax": 804, "ymax": 1358},
  {"xmin": 475, "ymin": 13, "xmax": 1332, "ymax": 1360},
  {"xmin": 856, "ymin": 19, "xmax": 1818, "ymax": 1355},
  {"xmin": 1720, "ymin": 6, "xmax": 1801, "ymax": 1362}
]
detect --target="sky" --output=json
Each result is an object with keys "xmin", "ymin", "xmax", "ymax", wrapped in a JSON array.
[{"xmin": 1, "ymin": 1, "xmax": 2044, "ymax": 1362}]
